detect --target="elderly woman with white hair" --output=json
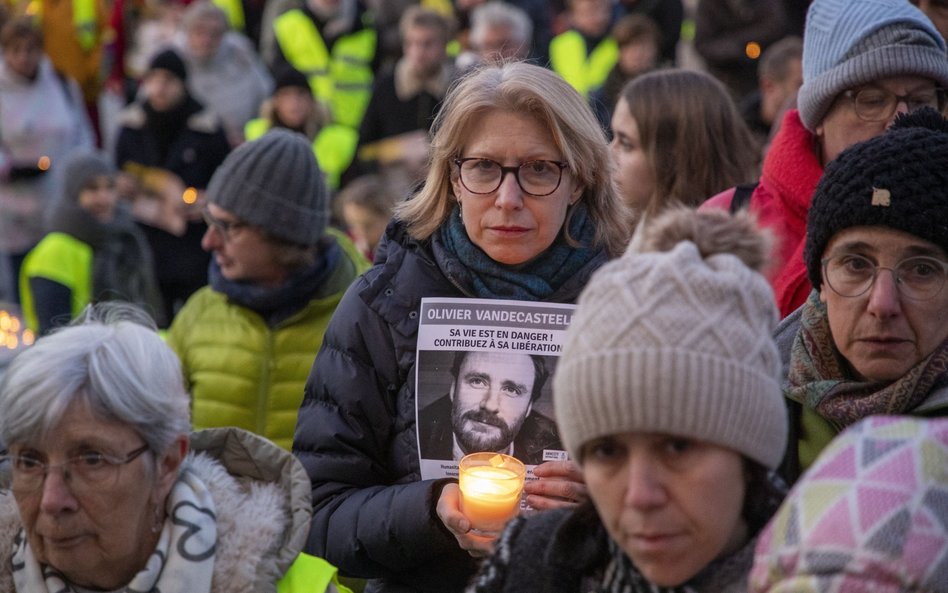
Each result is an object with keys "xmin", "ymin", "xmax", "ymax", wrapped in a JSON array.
[{"xmin": 0, "ymin": 304, "xmax": 348, "ymax": 593}]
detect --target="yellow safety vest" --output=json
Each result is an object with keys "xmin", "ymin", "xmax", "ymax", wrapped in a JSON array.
[
  {"xmin": 212, "ymin": 0, "xmax": 244, "ymax": 33},
  {"xmin": 549, "ymin": 30, "xmax": 618, "ymax": 97},
  {"xmin": 277, "ymin": 553, "xmax": 352, "ymax": 593},
  {"xmin": 26, "ymin": 0, "xmax": 98, "ymax": 50},
  {"xmin": 19, "ymin": 232, "xmax": 93, "ymax": 331},
  {"xmin": 244, "ymin": 118, "xmax": 357, "ymax": 190},
  {"xmin": 273, "ymin": 10, "xmax": 377, "ymax": 130}
]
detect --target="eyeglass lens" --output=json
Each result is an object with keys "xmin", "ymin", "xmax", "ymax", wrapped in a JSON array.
[
  {"xmin": 823, "ymin": 254, "xmax": 947, "ymax": 299},
  {"xmin": 456, "ymin": 158, "xmax": 564, "ymax": 196}
]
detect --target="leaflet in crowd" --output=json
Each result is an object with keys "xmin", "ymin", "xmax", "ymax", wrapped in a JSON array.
[{"xmin": 416, "ymin": 297, "xmax": 574, "ymax": 483}]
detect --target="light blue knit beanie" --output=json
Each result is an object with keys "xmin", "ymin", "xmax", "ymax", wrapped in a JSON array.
[{"xmin": 798, "ymin": 0, "xmax": 948, "ymax": 131}]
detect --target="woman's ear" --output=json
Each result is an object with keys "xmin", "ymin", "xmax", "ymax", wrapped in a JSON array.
[{"xmin": 155, "ymin": 434, "xmax": 189, "ymax": 500}]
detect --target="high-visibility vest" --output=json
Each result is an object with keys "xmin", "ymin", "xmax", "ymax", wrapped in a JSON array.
[
  {"xmin": 20, "ymin": 232, "xmax": 92, "ymax": 331},
  {"xmin": 27, "ymin": 0, "xmax": 98, "ymax": 50},
  {"xmin": 273, "ymin": 9, "xmax": 376, "ymax": 130},
  {"xmin": 244, "ymin": 119, "xmax": 357, "ymax": 190},
  {"xmin": 277, "ymin": 553, "xmax": 352, "ymax": 593},
  {"xmin": 549, "ymin": 30, "xmax": 618, "ymax": 97},
  {"xmin": 212, "ymin": 0, "xmax": 244, "ymax": 33}
]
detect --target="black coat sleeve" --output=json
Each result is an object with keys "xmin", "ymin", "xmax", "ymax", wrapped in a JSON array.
[
  {"xmin": 293, "ymin": 276, "xmax": 467, "ymax": 583},
  {"xmin": 29, "ymin": 277, "xmax": 73, "ymax": 335}
]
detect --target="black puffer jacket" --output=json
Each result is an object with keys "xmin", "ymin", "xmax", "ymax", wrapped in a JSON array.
[{"xmin": 293, "ymin": 219, "xmax": 607, "ymax": 593}]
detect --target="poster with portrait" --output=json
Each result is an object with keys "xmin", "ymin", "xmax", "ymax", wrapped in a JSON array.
[{"xmin": 416, "ymin": 297, "xmax": 575, "ymax": 482}]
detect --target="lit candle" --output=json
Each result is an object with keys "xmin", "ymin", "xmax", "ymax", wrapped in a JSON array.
[{"xmin": 458, "ymin": 453, "xmax": 526, "ymax": 534}]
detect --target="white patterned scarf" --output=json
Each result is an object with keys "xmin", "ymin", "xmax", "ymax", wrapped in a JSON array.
[{"xmin": 12, "ymin": 467, "xmax": 218, "ymax": 593}]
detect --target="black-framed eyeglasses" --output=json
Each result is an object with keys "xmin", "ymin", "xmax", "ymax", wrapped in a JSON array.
[
  {"xmin": 453, "ymin": 157, "xmax": 569, "ymax": 197},
  {"xmin": 821, "ymin": 253, "xmax": 948, "ymax": 300},
  {"xmin": 0, "ymin": 443, "xmax": 151, "ymax": 495},
  {"xmin": 202, "ymin": 208, "xmax": 247, "ymax": 241},
  {"xmin": 842, "ymin": 87, "xmax": 947, "ymax": 122}
]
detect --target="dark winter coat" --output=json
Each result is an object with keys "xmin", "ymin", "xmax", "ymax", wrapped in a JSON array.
[{"xmin": 293, "ymin": 219, "xmax": 606, "ymax": 593}]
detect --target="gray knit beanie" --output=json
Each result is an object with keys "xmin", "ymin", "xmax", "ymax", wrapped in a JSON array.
[
  {"xmin": 797, "ymin": 0, "xmax": 948, "ymax": 132},
  {"xmin": 61, "ymin": 150, "xmax": 115, "ymax": 203},
  {"xmin": 553, "ymin": 208, "xmax": 788, "ymax": 469},
  {"xmin": 205, "ymin": 129, "xmax": 328, "ymax": 245}
]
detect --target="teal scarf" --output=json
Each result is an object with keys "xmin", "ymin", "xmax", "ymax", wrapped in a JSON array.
[{"xmin": 434, "ymin": 202, "xmax": 605, "ymax": 300}]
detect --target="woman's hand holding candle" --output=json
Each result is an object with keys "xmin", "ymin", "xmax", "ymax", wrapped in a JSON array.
[
  {"xmin": 436, "ymin": 483, "xmax": 497, "ymax": 558},
  {"xmin": 458, "ymin": 453, "xmax": 526, "ymax": 533}
]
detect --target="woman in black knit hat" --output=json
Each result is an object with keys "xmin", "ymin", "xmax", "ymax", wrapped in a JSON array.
[{"xmin": 777, "ymin": 107, "xmax": 948, "ymax": 482}]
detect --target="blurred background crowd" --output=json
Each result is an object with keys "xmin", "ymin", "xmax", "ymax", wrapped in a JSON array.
[{"xmin": 0, "ymin": 0, "xmax": 822, "ymax": 324}]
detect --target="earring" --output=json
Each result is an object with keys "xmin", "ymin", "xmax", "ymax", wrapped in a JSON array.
[
  {"xmin": 457, "ymin": 201, "xmax": 463, "ymax": 222},
  {"xmin": 151, "ymin": 501, "xmax": 164, "ymax": 533}
]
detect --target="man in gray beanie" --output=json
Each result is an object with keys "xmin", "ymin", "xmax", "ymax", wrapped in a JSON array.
[
  {"xmin": 467, "ymin": 208, "xmax": 788, "ymax": 593},
  {"xmin": 702, "ymin": 0, "xmax": 948, "ymax": 320},
  {"xmin": 167, "ymin": 129, "xmax": 369, "ymax": 450}
]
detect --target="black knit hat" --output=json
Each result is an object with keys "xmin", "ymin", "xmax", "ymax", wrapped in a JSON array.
[
  {"xmin": 273, "ymin": 65, "xmax": 310, "ymax": 93},
  {"xmin": 804, "ymin": 108, "xmax": 948, "ymax": 289},
  {"xmin": 148, "ymin": 48, "xmax": 188, "ymax": 82}
]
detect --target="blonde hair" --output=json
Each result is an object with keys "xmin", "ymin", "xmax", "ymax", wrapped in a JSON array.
[{"xmin": 395, "ymin": 62, "xmax": 630, "ymax": 256}]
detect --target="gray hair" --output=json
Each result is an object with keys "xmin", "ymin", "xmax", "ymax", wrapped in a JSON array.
[
  {"xmin": 0, "ymin": 303, "xmax": 190, "ymax": 454},
  {"xmin": 470, "ymin": 1, "xmax": 532, "ymax": 51},
  {"xmin": 182, "ymin": 0, "xmax": 229, "ymax": 32}
]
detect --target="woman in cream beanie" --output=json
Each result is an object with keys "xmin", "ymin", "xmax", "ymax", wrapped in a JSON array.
[{"xmin": 468, "ymin": 208, "xmax": 788, "ymax": 593}]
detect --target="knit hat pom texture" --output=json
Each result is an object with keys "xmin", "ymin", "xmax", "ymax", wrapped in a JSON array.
[{"xmin": 554, "ymin": 209, "xmax": 787, "ymax": 469}]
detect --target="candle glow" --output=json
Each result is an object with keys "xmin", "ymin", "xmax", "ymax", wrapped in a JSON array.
[{"xmin": 458, "ymin": 453, "xmax": 526, "ymax": 533}]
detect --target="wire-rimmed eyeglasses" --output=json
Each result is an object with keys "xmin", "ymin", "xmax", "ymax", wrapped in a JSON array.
[
  {"xmin": 0, "ymin": 444, "xmax": 150, "ymax": 495},
  {"xmin": 841, "ymin": 87, "xmax": 947, "ymax": 122},
  {"xmin": 821, "ymin": 253, "xmax": 948, "ymax": 300},
  {"xmin": 202, "ymin": 208, "xmax": 247, "ymax": 241}
]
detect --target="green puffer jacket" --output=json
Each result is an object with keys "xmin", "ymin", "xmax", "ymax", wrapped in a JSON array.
[{"xmin": 168, "ymin": 232, "xmax": 368, "ymax": 450}]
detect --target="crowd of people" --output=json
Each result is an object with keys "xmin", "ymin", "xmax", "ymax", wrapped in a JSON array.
[{"xmin": 0, "ymin": 0, "xmax": 947, "ymax": 592}]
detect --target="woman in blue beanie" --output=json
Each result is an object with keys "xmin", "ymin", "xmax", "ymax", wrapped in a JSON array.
[{"xmin": 703, "ymin": 0, "xmax": 948, "ymax": 319}]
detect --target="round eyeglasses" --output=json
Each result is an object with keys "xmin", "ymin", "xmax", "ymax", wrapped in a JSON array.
[
  {"xmin": 842, "ymin": 87, "xmax": 946, "ymax": 122},
  {"xmin": 821, "ymin": 254, "xmax": 948, "ymax": 300},
  {"xmin": 1, "ymin": 444, "xmax": 150, "ymax": 496},
  {"xmin": 454, "ymin": 157, "xmax": 569, "ymax": 197}
]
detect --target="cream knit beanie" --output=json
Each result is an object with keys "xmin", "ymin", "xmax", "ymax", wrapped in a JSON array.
[{"xmin": 553, "ymin": 208, "xmax": 788, "ymax": 469}]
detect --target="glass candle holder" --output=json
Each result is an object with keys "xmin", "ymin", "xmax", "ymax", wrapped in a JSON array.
[{"xmin": 458, "ymin": 452, "xmax": 526, "ymax": 534}]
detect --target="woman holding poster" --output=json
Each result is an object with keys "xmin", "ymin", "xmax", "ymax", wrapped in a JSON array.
[{"xmin": 293, "ymin": 61, "xmax": 631, "ymax": 593}]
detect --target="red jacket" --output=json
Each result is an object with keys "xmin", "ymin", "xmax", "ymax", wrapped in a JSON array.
[{"xmin": 701, "ymin": 109, "xmax": 823, "ymax": 318}]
